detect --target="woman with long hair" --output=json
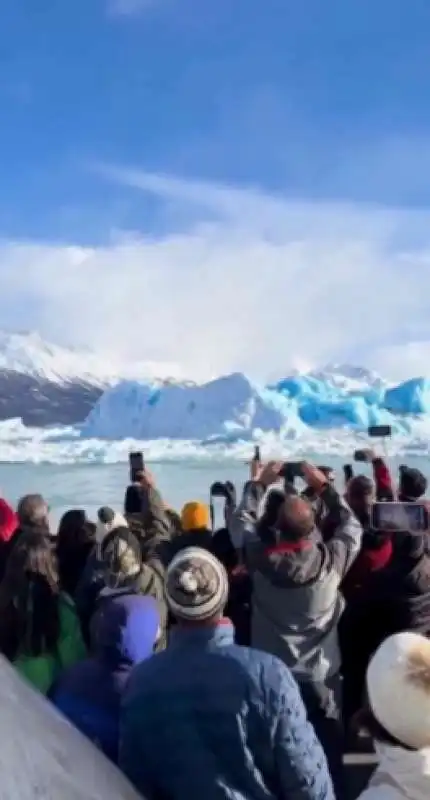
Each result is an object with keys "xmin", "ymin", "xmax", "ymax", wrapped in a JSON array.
[
  {"xmin": 0, "ymin": 531, "xmax": 86, "ymax": 694},
  {"xmin": 57, "ymin": 509, "xmax": 96, "ymax": 598}
]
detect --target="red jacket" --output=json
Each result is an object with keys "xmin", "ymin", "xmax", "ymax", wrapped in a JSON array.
[
  {"xmin": 372, "ymin": 457, "xmax": 395, "ymax": 501},
  {"xmin": 342, "ymin": 534, "xmax": 393, "ymax": 603}
]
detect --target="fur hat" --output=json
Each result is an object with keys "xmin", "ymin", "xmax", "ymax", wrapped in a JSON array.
[
  {"xmin": 99, "ymin": 527, "xmax": 142, "ymax": 589},
  {"xmin": 96, "ymin": 507, "xmax": 128, "ymax": 545},
  {"xmin": 165, "ymin": 546, "xmax": 228, "ymax": 622},
  {"xmin": 367, "ymin": 632, "xmax": 430, "ymax": 750}
]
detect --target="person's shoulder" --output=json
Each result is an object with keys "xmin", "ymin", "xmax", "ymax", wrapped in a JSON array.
[
  {"xmin": 229, "ymin": 643, "xmax": 296, "ymax": 693},
  {"xmin": 123, "ymin": 651, "xmax": 167, "ymax": 702}
]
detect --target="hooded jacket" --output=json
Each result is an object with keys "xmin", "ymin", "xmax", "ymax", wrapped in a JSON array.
[
  {"xmin": 0, "ymin": 499, "xmax": 18, "ymax": 581},
  {"xmin": 50, "ymin": 594, "xmax": 159, "ymax": 763},
  {"xmin": 232, "ymin": 482, "xmax": 362, "ymax": 683},
  {"xmin": 357, "ymin": 742, "xmax": 430, "ymax": 800}
]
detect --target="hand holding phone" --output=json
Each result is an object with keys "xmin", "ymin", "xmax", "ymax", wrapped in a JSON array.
[{"xmin": 354, "ymin": 449, "xmax": 375, "ymax": 463}]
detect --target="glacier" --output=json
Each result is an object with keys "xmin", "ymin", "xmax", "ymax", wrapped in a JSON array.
[{"xmin": 82, "ymin": 369, "xmax": 430, "ymax": 444}]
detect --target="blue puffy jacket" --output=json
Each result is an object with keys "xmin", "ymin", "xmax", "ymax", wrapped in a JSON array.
[
  {"xmin": 50, "ymin": 593, "xmax": 160, "ymax": 762},
  {"xmin": 120, "ymin": 620, "xmax": 334, "ymax": 800}
]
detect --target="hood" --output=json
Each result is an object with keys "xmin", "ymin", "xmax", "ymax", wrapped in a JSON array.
[
  {"xmin": 370, "ymin": 742, "xmax": 430, "ymax": 800},
  {"xmin": 0, "ymin": 499, "xmax": 18, "ymax": 543},
  {"xmin": 90, "ymin": 593, "xmax": 160, "ymax": 669}
]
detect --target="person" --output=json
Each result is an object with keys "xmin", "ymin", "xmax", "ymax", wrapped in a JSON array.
[
  {"xmin": 76, "ymin": 509, "xmax": 167, "ymax": 649},
  {"xmin": 355, "ymin": 631, "xmax": 430, "ymax": 799},
  {"xmin": 124, "ymin": 469, "xmax": 173, "ymax": 563},
  {"xmin": 50, "ymin": 594, "xmax": 160, "ymax": 763},
  {"xmin": 398, "ymin": 465, "xmax": 427, "ymax": 503},
  {"xmin": 0, "ymin": 531, "xmax": 86, "ymax": 694},
  {"xmin": 342, "ymin": 475, "xmax": 393, "ymax": 603},
  {"xmin": 0, "ymin": 654, "xmax": 143, "ymax": 800},
  {"xmin": 232, "ymin": 460, "xmax": 363, "ymax": 796},
  {"xmin": 169, "ymin": 500, "xmax": 213, "ymax": 554},
  {"xmin": 120, "ymin": 546, "xmax": 334, "ymax": 800},
  {"xmin": 1, "ymin": 493, "xmax": 52, "ymax": 576},
  {"xmin": 339, "ymin": 523, "xmax": 430, "ymax": 725},
  {"xmin": 56, "ymin": 509, "xmax": 96, "ymax": 598},
  {"xmin": 0, "ymin": 497, "xmax": 18, "ymax": 580},
  {"xmin": 74, "ymin": 507, "xmax": 129, "ymax": 638},
  {"xmin": 97, "ymin": 521, "xmax": 168, "ymax": 648},
  {"xmin": 17, "ymin": 493, "xmax": 51, "ymax": 535}
]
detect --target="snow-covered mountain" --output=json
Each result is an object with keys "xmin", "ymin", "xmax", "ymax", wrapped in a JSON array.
[
  {"xmin": 0, "ymin": 329, "xmax": 414, "ymax": 434},
  {"xmin": 0, "ymin": 330, "xmax": 185, "ymax": 426},
  {"xmin": 0, "ymin": 331, "xmax": 184, "ymax": 386}
]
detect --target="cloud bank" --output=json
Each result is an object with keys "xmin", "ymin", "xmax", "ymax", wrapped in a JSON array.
[{"xmin": 1, "ymin": 167, "xmax": 430, "ymax": 382}]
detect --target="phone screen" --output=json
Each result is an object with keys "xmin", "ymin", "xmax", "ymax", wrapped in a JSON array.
[
  {"xmin": 371, "ymin": 502, "xmax": 428, "ymax": 533},
  {"xmin": 368, "ymin": 425, "xmax": 392, "ymax": 438},
  {"xmin": 129, "ymin": 452, "xmax": 144, "ymax": 482}
]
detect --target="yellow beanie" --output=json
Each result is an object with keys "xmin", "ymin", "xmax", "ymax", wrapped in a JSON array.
[{"xmin": 181, "ymin": 502, "xmax": 210, "ymax": 532}]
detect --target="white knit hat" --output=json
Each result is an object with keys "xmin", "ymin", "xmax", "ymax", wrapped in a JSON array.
[
  {"xmin": 367, "ymin": 632, "xmax": 430, "ymax": 750},
  {"xmin": 165, "ymin": 546, "xmax": 229, "ymax": 622}
]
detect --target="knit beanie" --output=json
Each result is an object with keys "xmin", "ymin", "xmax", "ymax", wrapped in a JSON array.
[
  {"xmin": 0, "ymin": 499, "xmax": 18, "ymax": 543},
  {"xmin": 367, "ymin": 632, "xmax": 430, "ymax": 750},
  {"xmin": 181, "ymin": 502, "xmax": 210, "ymax": 532},
  {"xmin": 99, "ymin": 527, "xmax": 142, "ymax": 589},
  {"xmin": 96, "ymin": 507, "xmax": 128, "ymax": 545},
  {"xmin": 165, "ymin": 546, "xmax": 229, "ymax": 622}
]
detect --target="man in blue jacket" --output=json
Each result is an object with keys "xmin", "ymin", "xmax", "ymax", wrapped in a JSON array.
[{"xmin": 119, "ymin": 546, "xmax": 334, "ymax": 800}]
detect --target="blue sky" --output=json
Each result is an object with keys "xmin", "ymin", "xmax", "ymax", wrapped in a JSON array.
[{"xmin": 1, "ymin": 0, "xmax": 430, "ymax": 379}]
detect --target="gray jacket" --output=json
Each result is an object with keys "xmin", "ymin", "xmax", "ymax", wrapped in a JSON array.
[{"xmin": 231, "ymin": 483, "xmax": 362, "ymax": 683}]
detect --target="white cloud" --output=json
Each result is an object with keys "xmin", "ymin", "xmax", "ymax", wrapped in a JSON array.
[
  {"xmin": 2, "ymin": 168, "xmax": 430, "ymax": 382},
  {"xmin": 106, "ymin": 0, "xmax": 155, "ymax": 17}
]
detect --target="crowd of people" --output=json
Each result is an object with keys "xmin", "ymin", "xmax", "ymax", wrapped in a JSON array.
[{"xmin": 0, "ymin": 450, "xmax": 430, "ymax": 799}]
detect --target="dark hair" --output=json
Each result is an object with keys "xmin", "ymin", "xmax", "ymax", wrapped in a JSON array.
[
  {"xmin": 124, "ymin": 484, "xmax": 143, "ymax": 515},
  {"xmin": 399, "ymin": 466, "xmax": 427, "ymax": 501},
  {"xmin": 57, "ymin": 510, "xmax": 96, "ymax": 597},
  {"xmin": 0, "ymin": 532, "xmax": 60, "ymax": 661}
]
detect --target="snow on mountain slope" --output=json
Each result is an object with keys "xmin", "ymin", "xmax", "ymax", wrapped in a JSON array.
[{"xmin": 0, "ymin": 331, "xmax": 184, "ymax": 386}]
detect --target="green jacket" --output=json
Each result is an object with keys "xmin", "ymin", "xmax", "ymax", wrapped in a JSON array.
[{"xmin": 14, "ymin": 593, "xmax": 86, "ymax": 695}]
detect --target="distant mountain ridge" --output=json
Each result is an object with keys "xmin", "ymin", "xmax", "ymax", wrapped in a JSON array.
[
  {"xmin": 0, "ymin": 331, "xmax": 185, "ymax": 426},
  {"xmin": 0, "ymin": 329, "xmax": 391, "ymax": 428}
]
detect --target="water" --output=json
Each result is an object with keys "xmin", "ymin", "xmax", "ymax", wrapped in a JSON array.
[{"xmin": 1, "ymin": 453, "xmax": 429, "ymax": 528}]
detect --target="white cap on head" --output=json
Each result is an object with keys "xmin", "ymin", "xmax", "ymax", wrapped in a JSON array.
[{"xmin": 367, "ymin": 632, "xmax": 430, "ymax": 750}]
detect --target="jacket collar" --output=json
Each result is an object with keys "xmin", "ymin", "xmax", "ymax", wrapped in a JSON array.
[{"xmin": 169, "ymin": 618, "xmax": 235, "ymax": 649}]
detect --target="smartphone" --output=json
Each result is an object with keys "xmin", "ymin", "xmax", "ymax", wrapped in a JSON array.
[
  {"xmin": 371, "ymin": 501, "xmax": 429, "ymax": 533},
  {"xmin": 318, "ymin": 465, "xmax": 335, "ymax": 483},
  {"xmin": 129, "ymin": 451, "xmax": 144, "ymax": 483},
  {"xmin": 280, "ymin": 462, "xmax": 303, "ymax": 481},
  {"xmin": 254, "ymin": 446, "xmax": 261, "ymax": 461},
  {"xmin": 368, "ymin": 425, "xmax": 392, "ymax": 438},
  {"xmin": 354, "ymin": 449, "xmax": 370, "ymax": 462},
  {"xmin": 210, "ymin": 481, "xmax": 228, "ymax": 499}
]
